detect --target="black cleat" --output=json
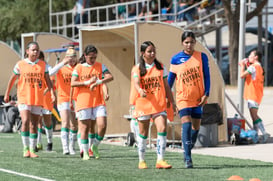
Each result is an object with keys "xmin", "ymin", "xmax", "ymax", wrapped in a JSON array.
[{"xmin": 47, "ymin": 143, "xmax": 53, "ymax": 151}]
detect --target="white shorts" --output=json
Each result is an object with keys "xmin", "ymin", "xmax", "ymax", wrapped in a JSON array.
[
  {"xmin": 247, "ymin": 100, "xmax": 259, "ymax": 109},
  {"xmin": 18, "ymin": 104, "xmax": 42, "ymax": 115},
  {"xmin": 76, "ymin": 105, "xmax": 107, "ymax": 121},
  {"xmin": 58, "ymin": 101, "xmax": 75, "ymax": 112},
  {"xmin": 41, "ymin": 108, "xmax": 52, "ymax": 115},
  {"xmin": 137, "ymin": 111, "xmax": 167, "ymax": 121}
]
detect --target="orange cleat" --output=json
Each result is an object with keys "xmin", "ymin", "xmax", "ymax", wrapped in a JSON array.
[{"xmin": 156, "ymin": 160, "xmax": 172, "ymax": 169}]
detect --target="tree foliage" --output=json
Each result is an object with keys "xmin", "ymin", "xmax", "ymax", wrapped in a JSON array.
[
  {"xmin": 222, "ymin": 0, "xmax": 268, "ymax": 85},
  {"xmin": 0, "ymin": 0, "xmax": 115, "ymax": 42}
]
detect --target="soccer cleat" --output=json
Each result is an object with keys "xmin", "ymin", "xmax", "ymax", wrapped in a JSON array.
[
  {"xmin": 88, "ymin": 148, "xmax": 93, "ymax": 157},
  {"xmin": 36, "ymin": 143, "xmax": 43, "ymax": 151},
  {"xmin": 47, "ymin": 143, "xmax": 53, "ymax": 151},
  {"xmin": 29, "ymin": 149, "xmax": 39, "ymax": 158},
  {"xmin": 63, "ymin": 151, "xmax": 70, "ymax": 155},
  {"xmin": 156, "ymin": 160, "xmax": 172, "ymax": 169},
  {"xmin": 23, "ymin": 147, "xmax": 30, "ymax": 158},
  {"xmin": 138, "ymin": 161, "xmax": 148, "ymax": 169},
  {"xmin": 69, "ymin": 145, "xmax": 76, "ymax": 155},
  {"xmin": 185, "ymin": 160, "xmax": 193, "ymax": 169},
  {"xmin": 82, "ymin": 152, "xmax": 90, "ymax": 160},
  {"xmin": 91, "ymin": 145, "xmax": 100, "ymax": 159},
  {"xmin": 34, "ymin": 146, "xmax": 38, "ymax": 152},
  {"xmin": 262, "ymin": 133, "xmax": 270, "ymax": 143},
  {"xmin": 80, "ymin": 150, "xmax": 83, "ymax": 158},
  {"xmin": 63, "ymin": 146, "xmax": 70, "ymax": 155}
]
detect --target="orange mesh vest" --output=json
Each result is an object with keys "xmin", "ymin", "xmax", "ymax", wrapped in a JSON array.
[
  {"xmin": 43, "ymin": 76, "xmax": 55, "ymax": 111},
  {"xmin": 133, "ymin": 64, "xmax": 166, "ymax": 118},
  {"xmin": 244, "ymin": 63, "xmax": 264, "ymax": 104},
  {"xmin": 75, "ymin": 62, "xmax": 105, "ymax": 111},
  {"xmin": 170, "ymin": 51, "xmax": 205, "ymax": 109},
  {"xmin": 17, "ymin": 60, "xmax": 46, "ymax": 106},
  {"xmin": 56, "ymin": 65, "xmax": 76, "ymax": 104}
]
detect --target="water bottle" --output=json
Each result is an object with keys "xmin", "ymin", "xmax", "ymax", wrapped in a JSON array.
[{"xmin": 232, "ymin": 114, "xmax": 240, "ymax": 134}]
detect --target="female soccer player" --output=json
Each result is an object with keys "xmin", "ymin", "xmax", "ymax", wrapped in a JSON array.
[
  {"xmin": 131, "ymin": 41, "xmax": 176, "ymax": 169},
  {"xmin": 71, "ymin": 44, "xmax": 113, "ymax": 160},
  {"xmin": 36, "ymin": 51, "xmax": 55, "ymax": 152},
  {"xmin": 239, "ymin": 50, "xmax": 270, "ymax": 143},
  {"xmin": 4, "ymin": 41, "xmax": 56, "ymax": 158},
  {"xmin": 50, "ymin": 47, "xmax": 79, "ymax": 155},
  {"xmin": 168, "ymin": 31, "xmax": 211, "ymax": 168}
]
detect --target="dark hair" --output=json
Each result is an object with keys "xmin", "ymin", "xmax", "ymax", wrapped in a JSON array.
[
  {"xmin": 181, "ymin": 30, "xmax": 196, "ymax": 42},
  {"xmin": 24, "ymin": 41, "xmax": 40, "ymax": 58},
  {"xmin": 139, "ymin": 41, "xmax": 163, "ymax": 77},
  {"xmin": 39, "ymin": 51, "xmax": 45, "ymax": 61},
  {"xmin": 252, "ymin": 49, "xmax": 262, "ymax": 62},
  {"xmin": 252, "ymin": 49, "xmax": 265, "ymax": 76},
  {"xmin": 79, "ymin": 44, "xmax": 98, "ymax": 64}
]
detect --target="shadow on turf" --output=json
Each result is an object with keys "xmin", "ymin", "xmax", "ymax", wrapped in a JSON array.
[{"xmin": 190, "ymin": 164, "xmax": 273, "ymax": 170}]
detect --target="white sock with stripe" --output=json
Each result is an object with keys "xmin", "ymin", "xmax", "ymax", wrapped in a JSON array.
[
  {"xmin": 137, "ymin": 134, "xmax": 147, "ymax": 161},
  {"xmin": 45, "ymin": 125, "xmax": 53, "ymax": 144},
  {"xmin": 156, "ymin": 132, "xmax": 167, "ymax": 161}
]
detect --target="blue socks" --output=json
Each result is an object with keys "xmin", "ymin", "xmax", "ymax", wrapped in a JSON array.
[
  {"xmin": 191, "ymin": 129, "xmax": 199, "ymax": 149},
  {"xmin": 182, "ymin": 122, "xmax": 200, "ymax": 161},
  {"xmin": 182, "ymin": 122, "xmax": 192, "ymax": 161}
]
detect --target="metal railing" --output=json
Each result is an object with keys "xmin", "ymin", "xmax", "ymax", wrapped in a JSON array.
[{"xmin": 49, "ymin": 0, "xmax": 227, "ymax": 40}]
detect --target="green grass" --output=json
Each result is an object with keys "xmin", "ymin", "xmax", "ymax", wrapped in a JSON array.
[{"xmin": 0, "ymin": 133, "xmax": 273, "ymax": 181}]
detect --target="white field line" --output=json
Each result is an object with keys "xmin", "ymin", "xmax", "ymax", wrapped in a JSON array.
[{"xmin": 0, "ymin": 168, "xmax": 55, "ymax": 181}]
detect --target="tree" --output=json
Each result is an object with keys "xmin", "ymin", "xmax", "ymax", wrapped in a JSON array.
[
  {"xmin": 0, "ymin": 0, "xmax": 74, "ymax": 43},
  {"xmin": 222, "ymin": 0, "xmax": 268, "ymax": 85},
  {"xmin": 0, "ymin": 0, "xmax": 115, "ymax": 43}
]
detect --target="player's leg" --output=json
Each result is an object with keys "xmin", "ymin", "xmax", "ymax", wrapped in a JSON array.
[
  {"xmin": 29, "ymin": 106, "xmax": 42, "ymax": 158},
  {"xmin": 180, "ymin": 107, "xmax": 193, "ymax": 168},
  {"xmin": 91, "ymin": 106, "xmax": 107, "ymax": 159},
  {"xmin": 137, "ymin": 115, "xmax": 150, "ymax": 169},
  {"xmin": 249, "ymin": 107, "xmax": 270, "ymax": 143},
  {"xmin": 88, "ymin": 121, "xmax": 96, "ymax": 157},
  {"xmin": 37, "ymin": 116, "xmax": 43, "ymax": 151},
  {"xmin": 18, "ymin": 104, "xmax": 31, "ymax": 157},
  {"xmin": 76, "ymin": 108, "xmax": 92, "ymax": 160},
  {"xmin": 79, "ymin": 119, "xmax": 91, "ymax": 160},
  {"xmin": 154, "ymin": 113, "xmax": 172, "ymax": 169},
  {"xmin": 69, "ymin": 111, "xmax": 78, "ymax": 155},
  {"xmin": 43, "ymin": 113, "xmax": 53, "ymax": 151},
  {"xmin": 191, "ymin": 107, "xmax": 202, "ymax": 149},
  {"xmin": 58, "ymin": 102, "xmax": 70, "ymax": 155}
]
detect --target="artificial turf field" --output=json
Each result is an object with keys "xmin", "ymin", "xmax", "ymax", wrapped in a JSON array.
[{"xmin": 0, "ymin": 133, "xmax": 273, "ymax": 181}]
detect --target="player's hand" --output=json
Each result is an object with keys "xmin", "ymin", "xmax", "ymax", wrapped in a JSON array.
[
  {"xmin": 84, "ymin": 76, "xmax": 97, "ymax": 86},
  {"xmin": 89, "ymin": 82, "xmax": 98, "ymax": 91},
  {"xmin": 172, "ymin": 103, "xmax": 178, "ymax": 116},
  {"xmin": 4, "ymin": 95, "xmax": 9, "ymax": 103},
  {"xmin": 198, "ymin": 95, "xmax": 208, "ymax": 106},
  {"xmin": 70, "ymin": 101, "xmax": 74, "ymax": 111},
  {"xmin": 138, "ymin": 88, "xmax": 147, "ymax": 98},
  {"xmin": 51, "ymin": 92, "xmax": 56, "ymax": 104},
  {"xmin": 104, "ymin": 94, "xmax": 109, "ymax": 101}
]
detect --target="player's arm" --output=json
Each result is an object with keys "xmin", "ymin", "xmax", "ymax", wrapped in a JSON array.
[
  {"xmin": 71, "ymin": 68, "xmax": 96, "ymax": 87},
  {"xmin": 102, "ymin": 84, "xmax": 109, "ymax": 101},
  {"xmin": 4, "ymin": 73, "xmax": 18, "ymax": 103},
  {"xmin": 45, "ymin": 73, "xmax": 56, "ymax": 104},
  {"xmin": 89, "ymin": 65, "xmax": 114, "ymax": 90}
]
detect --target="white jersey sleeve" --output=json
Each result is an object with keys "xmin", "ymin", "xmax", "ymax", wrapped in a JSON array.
[
  {"xmin": 163, "ymin": 65, "xmax": 168, "ymax": 78},
  {"xmin": 102, "ymin": 64, "xmax": 109, "ymax": 74}
]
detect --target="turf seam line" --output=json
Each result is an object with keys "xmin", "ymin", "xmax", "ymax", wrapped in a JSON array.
[{"xmin": 0, "ymin": 168, "xmax": 55, "ymax": 181}]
